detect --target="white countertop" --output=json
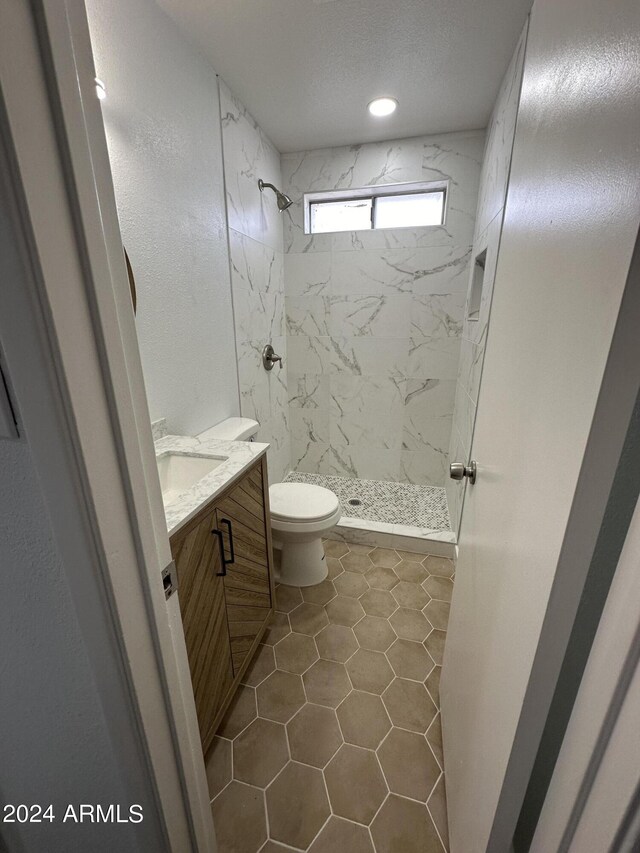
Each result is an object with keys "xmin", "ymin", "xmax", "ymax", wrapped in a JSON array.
[{"xmin": 155, "ymin": 434, "xmax": 268, "ymax": 537}]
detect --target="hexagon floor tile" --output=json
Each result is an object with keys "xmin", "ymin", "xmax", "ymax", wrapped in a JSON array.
[
  {"xmin": 392, "ymin": 581, "xmax": 430, "ymax": 611},
  {"xmin": 241, "ymin": 644, "xmax": 276, "ymax": 687},
  {"xmin": 287, "ymin": 703, "xmax": 343, "ymax": 768},
  {"xmin": 360, "ymin": 587, "xmax": 398, "ymax": 619},
  {"xmin": 371, "ymin": 794, "xmax": 443, "ymax": 853},
  {"xmin": 274, "ymin": 632, "xmax": 318, "ymax": 674},
  {"xmin": 377, "ymin": 728, "xmax": 440, "ymax": 801},
  {"xmin": 323, "ymin": 540, "xmax": 349, "ymax": 559},
  {"xmin": 346, "ymin": 649, "xmax": 394, "ymax": 695},
  {"xmin": 337, "ymin": 690, "xmax": 391, "ymax": 749},
  {"xmin": 365, "ymin": 565, "xmax": 400, "ymax": 591},
  {"xmin": 213, "ymin": 540, "xmax": 452, "ymax": 852},
  {"xmin": 289, "ymin": 602, "xmax": 329, "ymax": 636},
  {"xmin": 389, "ymin": 607, "xmax": 431, "ymax": 642},
  {"xmin": 266, "ymin": 762, "xmax": 330, "ymax": 850},
  {"xmin": 324, "ymin": 744, "xmax": 387, "ymax": 825},
  {"xmin": 303, "ymin": 659, "xmax": 352, "ymax": 708},
  {"xmin": 334, "ymin": 571, "xmax": 369, "ymax": 598},
  {"xmin": 275, "ymin": 584, "xmax": 303, "ymax": 613},
  {"xmin": 262, "ymin": 612, "xmax": 291, "ymax": 646},
  {"xmin": 422, "ymin": 575, "xmax": 454, "ymax": 602},
  {"xmin": 354, "ymin": 615, "xmax": 397, "ymax": 652},
  {"xmin": 212, "ymin": 781, "xmax": 267, "ymax": 853},
  {"xmin": 257, "ymin": 670, "xmax": 306, "ymax": 723},
  {"xmin": 394, "ymin": 560, "xmax": 429, "ymax": 585},
  {"xmin": 316, "ymin": 623, "xmax": 358, "ymax": 663},
  {"xmin": 340, "ymin": 551, "xmax": 373, "ymax": 574},
  {"xmin": 233, "ymin": 718, "xmax": 288, "ymax": 788},
  {"xmin": 382, "ymin": 678, "xmax": 438, "ymax": 733},
  {"xmin": 369, "ymin": 548, "xmax": 401, "ymax": 568},
  {"xmin": 386, "ymin": 639, "xmax": 435, "ymax": 681},
  {"xmin": 308, "ymin": 816, "xmax": 374, "ymax": 853},
  {"xmin": 301, "ymin": 579, "xmax": 337, "ymax": 606},
  {"xmin": 217, "ymin": 685, "xmax": 257, "ymax": 739},
  {"xmin": 325, "ymin": 595, "xmax": 366, "ymax": 627},
  {"xmin": 423, "ymin": 600, "xmax": 451, "ymax": 632}
]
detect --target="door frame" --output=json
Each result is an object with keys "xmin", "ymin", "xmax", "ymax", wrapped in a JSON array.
[{"xmin": 0, "ymin": 0, "xmax": 215, "ymax": 849}]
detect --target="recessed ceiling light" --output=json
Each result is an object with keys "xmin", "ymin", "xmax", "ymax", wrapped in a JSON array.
[{"xmin": 368, "ymin": 97, "xmax": 398, "ymax": 117}]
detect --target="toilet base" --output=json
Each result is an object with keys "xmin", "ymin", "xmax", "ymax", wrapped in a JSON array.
[{"xmin": 275, "ymin": 537, "xmax": 328, "ymax": 587}]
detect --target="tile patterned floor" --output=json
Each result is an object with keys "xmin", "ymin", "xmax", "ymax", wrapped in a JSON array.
[
  {"xmin": 207, "ymin": 541, "xmax": 454, "ymax": 853},
  {"xmin": 285, "ymin": 472, "xmax": 451, "ymax": 532}
]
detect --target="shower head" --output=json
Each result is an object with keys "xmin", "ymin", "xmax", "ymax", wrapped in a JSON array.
[{"xmin": 258, "ymin": 178, "xmax": 293, "ymax": 212}]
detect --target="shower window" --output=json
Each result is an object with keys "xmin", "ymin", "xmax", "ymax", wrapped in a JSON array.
[{"xmin": 305, "ymin": 180, "xmax": 446, "ymax": 235}]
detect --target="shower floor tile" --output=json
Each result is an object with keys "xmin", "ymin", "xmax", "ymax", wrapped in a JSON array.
[
  {"xmin": 208, "ymin": 541, "xmax": 454, "ymax": 853},
  {"xmin": 284, "ymin": 472, "xmax": 451, "ymax": 532}
]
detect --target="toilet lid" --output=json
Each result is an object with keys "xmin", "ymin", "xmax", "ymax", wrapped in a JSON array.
[{"xmin": 270, "ymin": 483, "xmax": 340, "ymax": 523}]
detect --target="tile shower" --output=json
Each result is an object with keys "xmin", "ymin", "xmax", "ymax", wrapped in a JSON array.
[
  {"xmin": 282, "ymin": 133, "xmax": 484, "ymax": 487},
  {"xmin": 220, "ymin": 80, "xmax": 290, "ymax": 483},
  {"xmin": 219, "ymin": 26, "xmax": 525, "ymax": 546},
  {"xmin": 280, "ymin": 133, "xmax": 483, "ymax": 542}
]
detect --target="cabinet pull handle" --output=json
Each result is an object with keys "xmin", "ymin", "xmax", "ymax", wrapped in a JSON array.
[
  {"xmin": 220, "ymin": 518, "xmax": 235, "ymax": 565},
  {"xmin": 212, "ymin": 528, "xmax": 227, "ymax": 576}
]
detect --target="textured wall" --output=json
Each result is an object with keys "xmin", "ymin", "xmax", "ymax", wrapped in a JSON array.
[
  {"xmin": 87, "ymin": 0, "xmax": 239, "ymax": 437},
  {"xmin": 220, "ymin": 81, "xmax": 290, "ymax": 483},
  {"xmin": 446, "ymin": 26, "xmax": 528, "ymax": 533},
  {"xmin": 281, "ymin": 132, "xmax": 484, "ymax": 486}
]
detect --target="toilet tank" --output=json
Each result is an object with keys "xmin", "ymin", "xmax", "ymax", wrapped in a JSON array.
[{"xmin": 197, "ymin": 417, "xmax": 259, "ymax": 443}]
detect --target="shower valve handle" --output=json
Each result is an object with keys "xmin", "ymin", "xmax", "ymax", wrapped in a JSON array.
[{"xmin": 262, "ymin": 344, "xmax": 283, "ymax": 371}]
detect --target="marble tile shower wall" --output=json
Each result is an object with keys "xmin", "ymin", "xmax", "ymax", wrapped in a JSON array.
[
  {"xmin": 446, "ymin": 23, "xmax": 529, "ymax": 532},
  {"xmin": 281, "ymin": 132, "xmax": 485, "ymax": 487},
  {"xmin": 219, "ymin": 80, "xmax": 290, "ymax": 482}
]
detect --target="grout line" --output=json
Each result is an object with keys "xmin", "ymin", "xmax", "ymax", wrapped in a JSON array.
[
  {"xmin": 368, "ymin": 790, "xmax": 391, "ymax": 834},
  {"xmin": 426, "ymin": 774, "xmax": 449, "ymax": 853}
]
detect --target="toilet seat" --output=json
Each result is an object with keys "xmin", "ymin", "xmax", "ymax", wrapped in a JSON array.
[{"xmin": 269, "ymin": 482, "xmax": 340, "ymax": 524}]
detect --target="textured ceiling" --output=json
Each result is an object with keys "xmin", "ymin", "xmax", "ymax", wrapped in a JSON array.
[{"xmin": 156, "ymin": 0, "xmax": 532, "ymax": 153}]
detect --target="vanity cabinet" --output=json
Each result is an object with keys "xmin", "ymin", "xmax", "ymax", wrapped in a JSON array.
[{"xmin": 170, "ymin": 456, "xmax": 274, "ymax": 753}]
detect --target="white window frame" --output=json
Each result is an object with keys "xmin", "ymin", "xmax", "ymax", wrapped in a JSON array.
[{"xmin": 303, "ymin": 179, "xmax": 448, "ymax": 235}]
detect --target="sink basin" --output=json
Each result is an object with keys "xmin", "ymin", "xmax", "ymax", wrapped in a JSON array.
[{"xmin": 157, "ymin": 453, "xmax": 227, "ymax": 505}]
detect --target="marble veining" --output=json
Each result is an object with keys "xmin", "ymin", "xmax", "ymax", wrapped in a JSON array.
[
  {"xmin": 220, "ymin": 79, "xmax": 291, "ymax": 483},
  {"xmin": 282, "ymin": 131, "xmax": 484, "ymax": 488},
  {"xmin": 155, "ymin": 434, "xmax": 268, "ymax": 537}
]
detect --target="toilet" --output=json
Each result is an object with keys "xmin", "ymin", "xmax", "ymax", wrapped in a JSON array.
[
  {"xmin": 197, "ymin": 418, "xmax": 341, "ymax": 586},
  {"xmin": 269, "ymin": 482, "xmax": 341, "ymax": 586}
]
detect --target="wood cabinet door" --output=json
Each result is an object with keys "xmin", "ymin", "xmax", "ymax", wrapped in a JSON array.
[
  {"xmin": 215, "ymin": 463, "xmax": 272, "ymax": 673},
  {"xmin": 171, "ymin": 507, "xmax": 233, "ymax": 753}
]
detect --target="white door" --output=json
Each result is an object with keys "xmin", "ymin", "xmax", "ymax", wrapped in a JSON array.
[{"xmin": 440, "ymin": 0, "xmax": 640, "ymax": 851}]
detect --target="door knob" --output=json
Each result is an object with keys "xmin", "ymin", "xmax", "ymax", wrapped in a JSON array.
[{"xmin": 449, "ymin": 460, "xmax": 477, "ymax": 484}]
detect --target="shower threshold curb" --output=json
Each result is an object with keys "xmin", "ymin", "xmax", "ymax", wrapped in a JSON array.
[{"xmin": 326, "ymin": 515, "xmax": 456, "ymax": 558}]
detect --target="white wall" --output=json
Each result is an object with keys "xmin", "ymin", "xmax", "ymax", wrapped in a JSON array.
[
  {"xmin": 281, "ymin": 132, "xmax": 484, "ymax": 487},
  {"xmin": 0, "ymin": 441, "xmax": 147, "ymax": 853},
  {"xmin": 219, "ymin": 81, "xmax": 290, "ymax": 483},
  {"xmin": 86, "ymin": 0, "xmax": 239, "ymax": 437}
]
